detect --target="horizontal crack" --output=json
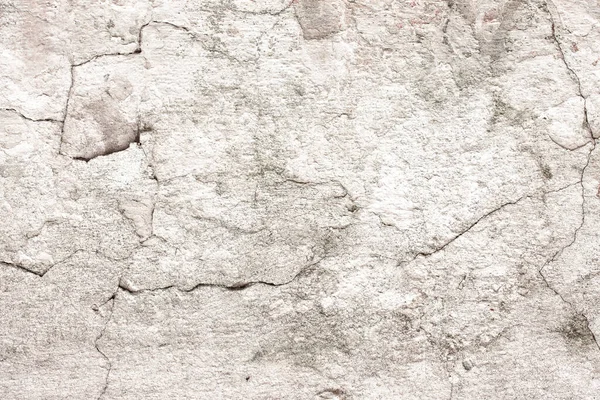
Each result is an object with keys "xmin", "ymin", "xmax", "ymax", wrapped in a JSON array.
[
  {"xmin": 117, "ymin": 257, "xmax": 323, "ymax": 295},
  {"xmin": 232, "ymin": 0, "xmax": 295, "ymax": 16}
]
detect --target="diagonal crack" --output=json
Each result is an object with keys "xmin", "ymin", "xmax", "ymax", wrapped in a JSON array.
[
  {"xmin": 0, "ymin": 249, "xmax": 85, "ymax": 278},
  {"xmin": 0, "ymin": 108, "xmax": 62, "ymax": 124},
  {"xmin": 400, "ymin": 180, "xmax": 588, "ymax": 267},
  {"xmin": 400, "ymin": 193, "xmax": 530, "ymax": 266},
  {"xmin": 0, "ymin": 260, "xmax": 44, "ymax": 277}
]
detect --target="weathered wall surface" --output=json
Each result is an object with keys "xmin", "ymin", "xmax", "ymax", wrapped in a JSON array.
[{"xmin": 1, "ymin": 0, "xmax": 600, "ymax": 398}]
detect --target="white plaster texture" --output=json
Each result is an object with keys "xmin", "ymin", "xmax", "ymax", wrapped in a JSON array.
[{"xmin": 1, "ymin": 0, "xmax": 600, "ymax": 399}]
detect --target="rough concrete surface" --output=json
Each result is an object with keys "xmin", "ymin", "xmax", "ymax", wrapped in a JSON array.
[{"xmin": 1, "ymin": 0, "xmax": 600, "ymax": 399}]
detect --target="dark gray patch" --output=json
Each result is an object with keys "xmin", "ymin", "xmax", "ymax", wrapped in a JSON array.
[
  {"xmin": 541, "ymin": 164, "xmax": 553, "ymax": 179},
  {"xmin": 462, "ymin": 359, "xmax": 474, "ymax": 371},
  {"xmin": 318, "ymin": 388, "xmax": 347, "ymax": 399},
  {"xmin": 557, "ymin": 314, "xmax": 596, "ymax": 346},
  {"xmin": 294, "ymin": 0, "xmax": 346, "ymax": 40}
]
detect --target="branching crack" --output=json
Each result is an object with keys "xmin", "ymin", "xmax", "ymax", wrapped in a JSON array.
[
  {"xmin": 400, "ymin": 180, "xmax": 586, "ymax": 267},
  {"xmin": 537, "ymin": 5, "xmax": 600, "ymax": 353},
  {"xmin": 59, "ymin": 19, "xmax": 249, "ymax": 162},
  {"xmin": 538, "ymin": 269, "xmax": 600, "ymax": 352},
  {"xmin": 537, "ymin": 147, "xmax": 599, "ymax": 353}
]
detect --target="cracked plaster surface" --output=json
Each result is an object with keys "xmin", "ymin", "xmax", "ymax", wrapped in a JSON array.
[{"xmin": 1, "ymin": 0, "xmax": 600, "ymax": 399}]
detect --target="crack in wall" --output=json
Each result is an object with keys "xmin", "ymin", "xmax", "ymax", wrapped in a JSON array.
[
  {"xmin": 233, "ymin": 0, "xmax": 296, "ymax": 16},
  {"xmin": 3, "ymin": 2, "xmax": 600, "ymax": 397},
  {"xmin": 537, "ymin": 145, "xmax": 599, "ymax": 353},
  {"xmin": 117, "ymin": 255, "xmax": 324, "ymax": 295},
  {"xmin": 547, "ymin": 135, "xmax": 591, "ymax": 152},
  {"xmin": 94, "ymin": 291, "xmax": 117, "ymax": 400},
  {"xmin": 58, "ymin": 26, "xmax": 148, "ymax": 162},
  {"xmin": 46, "ymin": 3, "xmax": 345, "ymax": 162},
  {"xmin": 400, "ymin": 193, "xmax": 530, "ymax": 266},
  {"xmin": 59, "ymin": 63, "xmax": 76, "ymax": 157},
  {"xmin": 538, "ymin": 267, "xmax": 600, "ymax": 351},
  {"xmin": 539, "ymin": 145, "xmax": 596, "ymax": 273},
  {"xmin": 0, "ymin": 260, "xmax": 44, "ymax": 277},
  {"xmin": 0, "ymin": 108, "xmax": 62, "ymax": 124},
  {"xmin": 402, "ymin": 152, "xmax": 600, "ymax": 351},
  {"xmin": 547, "ymin": 3, "xmax": 596, "ymax": 140},
  {"xmin": 176, "ymin": 1, "xmax": 296, "ymax": 17},
  {"xmin": 538, "ymin": 2, "xmax": 600, "ymax": 353},
  {"xmin": 397, "ymin": 162, "xmax": 589, "ymax": 265},
  {"xmin": 0, "ymin": 249, "xmax": 85, "ymax": 278},
  {"xmin": 57, "ymin": 19, "xmax": 255, "ymax": 162},
  {"xmin": 88, "ymin": 251, "xmax": 321, "ymax": 391}
]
